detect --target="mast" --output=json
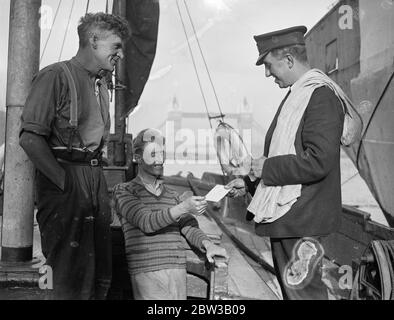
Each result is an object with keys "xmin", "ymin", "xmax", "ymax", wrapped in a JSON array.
[
  {"xmin": 110, "ymin": 0, "xmax": 160, "ymax": 170},
  {"xmin": 1, "ymin": 0, "xmax": 41, "ymax": 263},
  {"xmin": 112, "ymin": 0, "xmax": 127, "ymax": 166}
]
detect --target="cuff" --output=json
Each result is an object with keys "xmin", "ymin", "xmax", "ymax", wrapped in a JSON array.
[
  {"xmin": 20, "ymin": 122, "xmax": 51, "ymax": 137},
  {"xmin": 198, "ymin": 235, "xmax": 212, "ymax": 252},
  {"xmin": 243, "ymin": 175, "xmax": 260, "ymax": 196}
]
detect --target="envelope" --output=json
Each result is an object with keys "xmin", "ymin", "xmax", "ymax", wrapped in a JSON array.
[{"xmin": 204, "ymin": 185, "xmax": 230, "ymax": 202}]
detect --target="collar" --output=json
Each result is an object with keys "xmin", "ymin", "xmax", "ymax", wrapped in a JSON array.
[
  {"xmin": 289, "ymin": 69, "xmax": 313, "ymax": 93},
  {"xmin": 70, "ymin": 57, "xmax": 103, "ymax": 80},
  {"xmin": 135, "ymin": 174, "xmax": 164, "ymax": 196}
]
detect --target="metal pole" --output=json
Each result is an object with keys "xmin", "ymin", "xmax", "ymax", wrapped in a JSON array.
[
  {"xmin": 1, "ymin": 0, "xmax": 41, "ymax": 262},
  {"xmin": 113, "ymin": 0, "xmax": 127, "ymax": 166}
]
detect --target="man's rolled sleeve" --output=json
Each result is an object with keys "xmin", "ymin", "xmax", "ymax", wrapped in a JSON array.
[{"xmin": 20, "ymin": 68, "xmax": 64, "ymax": 137}]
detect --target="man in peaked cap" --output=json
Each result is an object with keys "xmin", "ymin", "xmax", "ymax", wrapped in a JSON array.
[
  {"xmin": 226, "ymin": 26, "xmax": 348, "ymax": 299},
  {"xmin": 254, "ymin": 26, "xmax": 307, "ymax": 68}
]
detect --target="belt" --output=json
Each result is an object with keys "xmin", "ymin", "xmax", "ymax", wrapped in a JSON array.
[{"xmin": 57, "ymin": 158, "xmax": 102, "ymax": 167}]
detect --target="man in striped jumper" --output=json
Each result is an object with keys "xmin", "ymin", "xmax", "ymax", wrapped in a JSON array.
[{"xmin": 113, "ymin": 128, "xmax": 228, "ymax": 300}]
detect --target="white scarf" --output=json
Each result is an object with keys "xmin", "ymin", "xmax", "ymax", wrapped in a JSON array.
[{"xmin": 247, "ymin": 68, "xmax": 353, "ymax": 223}]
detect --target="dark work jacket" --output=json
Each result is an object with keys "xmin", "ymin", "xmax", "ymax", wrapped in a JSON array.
[{"xmin": 248, "ymin": 86, "xmax": 344, "ymax": 238}]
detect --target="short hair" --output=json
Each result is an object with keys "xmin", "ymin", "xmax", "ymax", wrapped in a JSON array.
[
  {"xmin": 78, "ymin": 12, "xmax": 131, "ymax": 48},
  {"xmin": 271, "ymin": 44, "xmax": 308, "ymax": 64}
]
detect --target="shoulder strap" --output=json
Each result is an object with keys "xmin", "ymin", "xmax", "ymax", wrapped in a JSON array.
[{"xmin": 58, "ymin": 62, "xmax": 78, "ymax": 128}]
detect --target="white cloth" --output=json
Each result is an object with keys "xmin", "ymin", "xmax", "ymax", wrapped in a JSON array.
[{"xmin": 247, "ymin": 68, "xmax": 352, "ymax": 223}]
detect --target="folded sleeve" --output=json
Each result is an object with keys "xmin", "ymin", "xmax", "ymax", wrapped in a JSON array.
[{"xmin": 20, "ymin": 67, "xmax": 67, "ymax": 137}]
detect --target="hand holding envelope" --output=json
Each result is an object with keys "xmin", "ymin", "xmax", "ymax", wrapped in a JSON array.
[
  {"xmin": 177, "ymin": 191, "xmax": 207, "ymax": 216},
  {"xmin": 250, "ymin": 156, "xmax": 267, "ymax": 178},
  {"xmin": 204, "ymin": 185, "xmax": 231, "ymax": 202}
]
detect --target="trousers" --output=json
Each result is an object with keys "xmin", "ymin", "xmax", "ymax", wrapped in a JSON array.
[
  {"xmin": 130, "ymin": 268, "xmax": 187, "ymax": 300},
  {"xmin": 36, "ymin": 164, "xmax": 112, "ymax": 299},
  {"xmin": 270, "ymin": 237, "xmax": 328, "ymax": 300}
]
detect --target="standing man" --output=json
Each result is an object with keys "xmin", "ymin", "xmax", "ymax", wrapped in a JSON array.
[
  {"xmin": 113, "ymin": 128, "xmax": 228, "ymax": 300},
  {"xmin": 19, "ymin": 13, "xmax": 131, "ymax": 299},
  {"xmin": 226, "ymin": 26, "xmax": 348, "ymax": 299}
]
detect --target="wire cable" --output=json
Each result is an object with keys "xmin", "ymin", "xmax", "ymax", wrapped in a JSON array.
[
  {"xmin": 356, "ymin": 69, "xmax": 394, "ymax": 170},
  {"xmin": 183, "ymin": 0, "xmax": 225, "ymax": 122},
  {"xmin": 175, "ymin": 0, "xmax": 212, "ymax": 129},
  {"xmin": 341, "ymin": 171, "xmax": 360, "ymax": 186},
  {"xmin": 58, "ymin": 0, "xmax": 76, "ymax": 62},
  {"xmin": 40, "ymin": 0, "xmax": 62, "ymax": 63}
]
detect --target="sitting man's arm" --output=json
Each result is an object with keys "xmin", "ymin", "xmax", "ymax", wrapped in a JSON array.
[
  {"xmin": 113, "ymin": 184, "xmax": 204, "ymax": 234},
  {"xmin": 179, "ymin": 214, "xmax": 228, "ymax": 263},
  {"xmin": 202, "ymin": 239, "xmax": 229, "ymax": 264}
]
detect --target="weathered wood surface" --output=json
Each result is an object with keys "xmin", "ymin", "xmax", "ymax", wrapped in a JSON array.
[{"xmin": 196, "ymin": 214, "xmax": 280, "ymax": 300}]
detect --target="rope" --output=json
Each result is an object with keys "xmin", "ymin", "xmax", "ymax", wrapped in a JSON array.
[
  {"xmin": 341, "ymin": 171, "xmax": 360, "ymax": 186},
  {"xmin": 182, "ymin": 0, "xmax": 225, "ymax": 122},
  {"xmin": 86, "ymin": 0, "xmax": 90, "ymax": 14},
  {"xmin": 356, "ymin": 68, "xmax": 394, "ymax": 170},
  {"xmin": 40, "ymin": 0, "xmax": 62, "ymax": 63},
  {"xmin": 58, "ymin": 0, "xmax": 76, "ymax": 62},
  {"xmin": 175, "ymin": 0, "xmax": 212, "ymax": 129}
]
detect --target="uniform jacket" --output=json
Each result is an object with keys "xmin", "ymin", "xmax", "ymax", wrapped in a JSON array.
[{"xmin": 247, "ymin": 86, "xmax": 344, "ymax": 238}]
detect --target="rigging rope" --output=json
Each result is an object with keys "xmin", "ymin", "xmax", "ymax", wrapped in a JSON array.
[
  {"xmin": 341, "ymin": 171, "xmax": 360, "ymax": 186},
  {"xmin": 182, "ymin": 0, "xmax": 225, "ymax": 122},
  {"xmin": 58, "ymin": 0, "xmax": 76, "ymax": 62},
  {"xmin": 40, "ymin": 0, "xmax": 62, "ymax": 63},
  {"xmin": 356, "ymin": 68, "xmax": 394, "ymax": 170},
  {"xmin": 175, "ymin": 0, "xmax": 212, "ymax": 129}
]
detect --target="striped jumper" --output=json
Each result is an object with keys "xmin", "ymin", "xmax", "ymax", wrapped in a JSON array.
[{"xmin": 113, "ymin": 177, "xmax": 210, "ymax": 275}]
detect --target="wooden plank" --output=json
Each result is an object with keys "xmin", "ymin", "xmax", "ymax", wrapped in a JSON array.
[
  {"xmin": 195, "ymin": 214, "xmax": 279, "ymax": 299},
  {"xmin": 223, "ymin": 219, "xmax": 282, "ymax": 299},
  {"xmin": 196, "ymin": 215, "xmax": 223, "ymax": 239},
  {"xmin": 222, "ymin": 232, "xmax": 278, "ymax": 300}
]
